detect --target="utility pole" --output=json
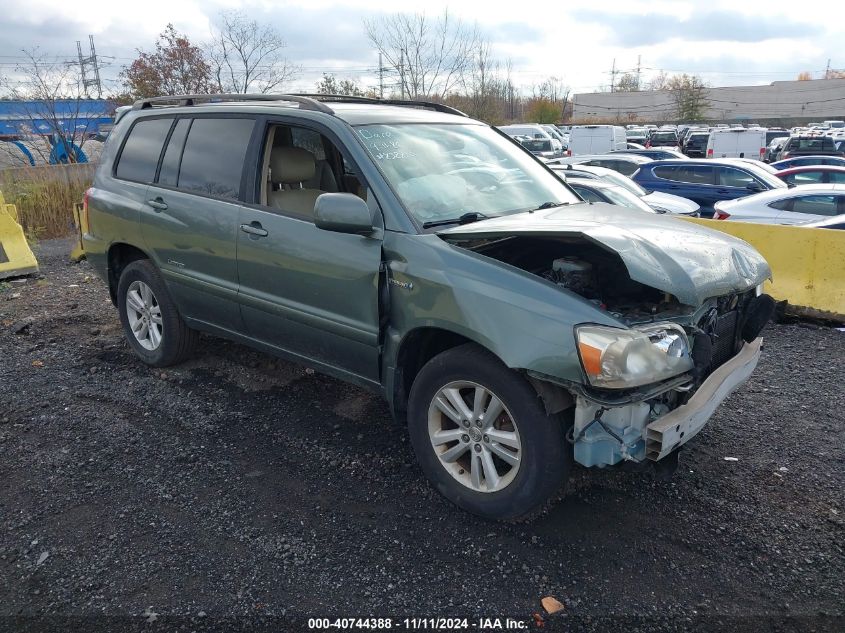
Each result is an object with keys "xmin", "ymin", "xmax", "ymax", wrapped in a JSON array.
[
  {"xmin": 636, "ymin": 55, "xmax": 641, "ymax": 90},
  {"xmin": 399, "ymin": 49, "xmax": 406, "ymax": 99},
  {"xmin": 610, "ymin": 58, "xmax": 617, "ymax": 93},
  {"xmin": 378, "ymin": 52, "xmax": 384, "ymax": 99},
  {"xmin": 76, "ymin": 35, "xmax": 102, "ymax": 98},
  {"xmin": 825, "ymin": 58, "xmax": 831, "ymax": 79}
]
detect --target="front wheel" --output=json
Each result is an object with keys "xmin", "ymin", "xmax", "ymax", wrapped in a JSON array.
[{"xmin": 407, "ymin": 344, "xmax": 570, "ymax": 520}]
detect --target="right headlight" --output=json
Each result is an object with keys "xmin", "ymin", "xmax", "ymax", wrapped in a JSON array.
[{"xmin": 575, "ymin": 323, "xmax": 693, "ymax": 389}]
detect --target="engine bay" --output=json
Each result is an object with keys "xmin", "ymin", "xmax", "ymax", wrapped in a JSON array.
[{"xmin": 466, "ymin": 235, "xmax": 694, "ymax": 323}]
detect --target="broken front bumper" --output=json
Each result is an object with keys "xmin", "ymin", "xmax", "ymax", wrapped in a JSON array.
[
  {"xmin": 572, "ymin": 337, "xmax": 763, "ymax": 467},
  {"xmin": 645, "ymin": 337, "xmax": 762, "ymax": 461}
]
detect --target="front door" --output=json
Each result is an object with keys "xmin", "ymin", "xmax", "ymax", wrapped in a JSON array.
[{"xmin": 236, "ymin": 121, "xmax": 383, "ymax": 384}]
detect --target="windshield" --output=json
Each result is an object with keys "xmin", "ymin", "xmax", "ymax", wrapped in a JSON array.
[
  {"xmin": 356, "ymin": 124, "xmax": 579, "ymax": 226},
  {"xmin": 595, "ymin": 170, "xmax": 647, "ymax": 196},
  {"xmin": 521, "ymin": 138, "xmax": 552, "ymax": 152},
  {"xmin": 600, "ymin": 185, "xmax": 655, "ymax": 212},
  {"xmin": 741, "ymin": 162, "xmax": 788, "ymax": 188}
]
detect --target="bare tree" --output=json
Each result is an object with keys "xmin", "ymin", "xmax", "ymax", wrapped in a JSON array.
[
  {"xmin": 207, "ymin": 10, "xmax": 299, "ymax": 93},
  {"xmin": 365, "ymin": 10, "xmax": 479, "ymax": 99},
  {"xmin": 647, "ymin": 70, "xmax": 668, "ymax": 91},
  {"xmin": 461, "ymin": 41, "xmax": 501, "ymax": 121},
  {"xmin": 0, "ymin": 48, "xmax": 94, "ymax": 164}
]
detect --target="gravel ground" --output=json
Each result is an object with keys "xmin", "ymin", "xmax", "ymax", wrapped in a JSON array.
[{"xmin": 0, "ymin": 238, "xmax": 843, "ymax": 633}]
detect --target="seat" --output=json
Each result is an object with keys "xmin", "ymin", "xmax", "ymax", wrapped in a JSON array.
[{"xmin": 268, "ymin": 147, "xmax": 324, "ymax": 218}]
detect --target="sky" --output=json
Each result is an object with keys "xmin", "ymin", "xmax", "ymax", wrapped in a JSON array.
[{"xmin": 0, "ymin": 0, "xmax": 843, "ymax": 97}]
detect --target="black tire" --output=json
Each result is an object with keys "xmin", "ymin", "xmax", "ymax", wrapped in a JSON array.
[
  {"xmin": 407, "ymin": 343, "xmax": 570, "ymax": 521},
  {"xmin": 117, "ymin": 259, "xmax": 197, "ymax": 367}
]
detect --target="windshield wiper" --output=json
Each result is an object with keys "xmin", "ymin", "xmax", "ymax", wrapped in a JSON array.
[
  {"xmin": 422, "ymin": 212, "xmax": 488, "ymax": 229},
  {"xmin": 533, "ymin": 201, "xmax": 570, "ymax": 211}
]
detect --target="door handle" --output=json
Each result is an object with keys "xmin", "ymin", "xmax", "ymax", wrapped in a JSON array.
[
  {"xmin": 147, "ymin": 197, "xmax": 168, "ymax": 211},
  {"xmin": 240, "ymin": 222, "xmax": 268, "ymax": 237}
]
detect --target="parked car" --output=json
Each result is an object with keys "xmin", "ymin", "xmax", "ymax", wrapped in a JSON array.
[
  {"xmin": 565, "ymin": 178, "xmax": 658, "ymax": 214},
  {"xmin": 515, "ymin": 135, "xmax": 564, "ymax": 160},
  {"xmin": 764, "ymin": 136, "xmax": 789, "ymax": 163},
  {"xmin": 626, "ymin": 142, "xmax": 646, "ymax": 150},
  {"xmin": 549, "ymin": 163, "xmax": 699, "ymax": 215},
  {"xmin": 712, "ymin": 184, "xmax": 845, "ymax": 223},
  {"xmin": 499, "ymin": 124, "xmax": 564, "ymax": 158},
  {"xmin": 82, "ymin": 93, "xmax": 774, "ymax": 520},
  {"xmin": 632, "ymin": 159, "xmax": 788, "ymax": 215},
  {"xmin": 682, "ymin": 132, "xmax": 710, "ymax": 158},
  {"xmin": 547, "ymin": 153, "xmax": 652, "ymax": 176},
  {"xmin": 568, "ymin": 125, "xmax": 627, "ymax": 155},
  {"xmin": 645, "ymin": 129, "xmax": 678, "ymax": 148},
  {"xmin": 770, "ymin": 155, "xmax": 845, "ymax": 170},
  {"xmin": 775, "ymin": 165, "xmax": 845, "ymax": 186},
  {"xmin": 625, "ymin": 127, "xmax": 648, "ymax": 144},
  {"xmin": 775, "ymin": 136, "xmax": 845, "ymax": 161},
  {"xmin": 706, "ymin": 128, "xmax": 767, "ymax": 160},
  {"xmin": 614, "ymin": 148, "xmax": 688, "ymax": 160}
]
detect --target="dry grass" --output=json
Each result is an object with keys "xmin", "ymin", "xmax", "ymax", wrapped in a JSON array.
[{"xmin": 1, "ymin": 164, "xmax": 95, "ymax": 240}]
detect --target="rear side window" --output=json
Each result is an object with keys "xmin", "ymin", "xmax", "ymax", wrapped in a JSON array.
[
  {"xmin": 829, "ymin": 172, "xmax": 845, "ymax": 183},
  {"xmin": 655, "ymin": 165, "xmax": 714, "ymax": 184},
  {"xmin": 786, "ymin": 171, "xmax": 823, "ymax": 185},
  {"xmin": 158, "ymin": 118, "xmax": 191, "ymax": 187},
  {"xmin": 115, "ymin": 118, "xmax": 172, "ymax": 183},
  {"xmin": 177, "ymin": 118, "xmax": 255, "ymax": 200},
  {"xmin": 790, "ymin": 195, "xmax": 840, "ymax": 216}
]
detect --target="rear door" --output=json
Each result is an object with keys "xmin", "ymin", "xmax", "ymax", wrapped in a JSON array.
[{"xmin": 140, "ymin": 115, "xmax": 257, "ymax": 332}]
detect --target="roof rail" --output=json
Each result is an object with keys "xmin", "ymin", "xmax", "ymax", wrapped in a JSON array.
[
  {"xmin": 131, "ymin": 94, "xmax": 334, "ymax": 114},
  {"xmin": 291, "ymin": 94, "xmax": 468, "ymax": 117}
]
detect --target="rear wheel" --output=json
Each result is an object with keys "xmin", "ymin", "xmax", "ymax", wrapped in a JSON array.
[
  {"xmin": 117, "ymin": 259, "xmax": 197, "ymax": 367},
  {"xmin": 407, "ymin": 344, "xmax": 570, "ymax": 520}
]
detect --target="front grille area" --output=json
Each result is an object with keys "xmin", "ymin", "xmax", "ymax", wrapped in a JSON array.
[{"xmin": 711, "ymin": 310, "xmax": 739, "ymax": 369}]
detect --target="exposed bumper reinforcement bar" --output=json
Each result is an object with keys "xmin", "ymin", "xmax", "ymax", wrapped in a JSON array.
[{"xmin": 645, "ymin": 337, "xmax": 763, "ymax": 461}]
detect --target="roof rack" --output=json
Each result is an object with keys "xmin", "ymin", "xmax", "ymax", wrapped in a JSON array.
[
  {"xmin": 130, "ymin": 93, "xmax": 469, "ymax": 118},
  {"xmin": 131, "ymin": 94, "xmax": 334, "ymax": 114},
  {"xmin": 291, "ymin": 94, "xmax": 468, "ymax": 117}
]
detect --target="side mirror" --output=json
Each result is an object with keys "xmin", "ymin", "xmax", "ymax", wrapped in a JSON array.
[
  {"xmin": 746, "ymin": 182, "xmax": 763, "ymax": 193},
  {"xmin": 314, "ymin": 193, "xmax": 374, "ymax": 235}
]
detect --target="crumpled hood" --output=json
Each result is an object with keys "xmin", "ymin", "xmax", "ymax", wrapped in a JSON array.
[{"xmin": 439, "ymin": 202, "xmax": 771, "ymax": 306}]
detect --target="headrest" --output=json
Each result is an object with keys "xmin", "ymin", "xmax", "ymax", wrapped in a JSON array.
[{"xmin": 270, "ymin": 146, "xmax": 316, "ymax": 184}]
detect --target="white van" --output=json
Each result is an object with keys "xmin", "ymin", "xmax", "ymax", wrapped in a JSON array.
[
  {"xmin": 568, "ymin": 125, "xmax": 627, "ymax": 156},
  {"xmin": 706, "ymin": 128, "xmax": 767, "ymax": 160},
  {"xmin": 823, "ymin": 120, "xmax": 845, "ymax": 129}
]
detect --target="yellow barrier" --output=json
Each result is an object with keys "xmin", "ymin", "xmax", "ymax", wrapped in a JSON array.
[
  {"xmin": 70, "ymin": 202, "xmax": 86, "ymax": 262},
  {"xmin": 685, "ymin": 218, "xmax": 845, "ymax": 320},
  {"xmin": 0, "ymin": 189, "xmax": 39, "ymax": 280}
]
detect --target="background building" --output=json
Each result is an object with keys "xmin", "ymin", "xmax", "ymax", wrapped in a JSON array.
[{"xmin": 572, "ymin": 78, "xmax": 845, "ymax": 125}]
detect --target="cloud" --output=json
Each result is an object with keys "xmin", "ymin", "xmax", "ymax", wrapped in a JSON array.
[{"xmin": 570, "ymin": 9, "xmax": 822, "ymax": 47}]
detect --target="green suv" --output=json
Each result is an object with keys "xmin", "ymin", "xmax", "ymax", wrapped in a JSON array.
[{"xmin": 83, "ymin": 94, "xmax": 774, "ymax": 520}]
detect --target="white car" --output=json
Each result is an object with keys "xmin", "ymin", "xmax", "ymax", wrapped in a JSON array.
[
  {"xmin": 712, "ymin": 184, "xmax": 845, "ymax": 223},
  {"xmin": 550, "ymin": 164, "xmax": 700, "ymax": 215},
  {"xmin": 796, "ymin": 214, "xmax": 845, "ymax": 229},
  {"xmin": 546, "ymin": 153, "xmax": 652, "ymax": 177},
  {"xmin": 565, "ymin": 178, "xmax": 657, "ymax": 214}
]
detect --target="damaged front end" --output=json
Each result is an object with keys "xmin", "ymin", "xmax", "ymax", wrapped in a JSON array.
[{"xmin": 439, "ymin": 207, "xmax": 775, "ymax": 468}]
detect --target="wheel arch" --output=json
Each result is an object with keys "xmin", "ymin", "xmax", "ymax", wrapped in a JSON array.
[
  {"xmin": 107, "ymin": 242, "xmax": 150, "ymax": 305},
  {"xmin": 389, "ymin": 326, "xmax": 573, "ymax": 425}
]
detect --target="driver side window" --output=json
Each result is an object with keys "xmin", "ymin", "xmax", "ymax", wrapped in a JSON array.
[{"xmin": 259, "ymin": 124, "xmax": 366, "ymax": 220}]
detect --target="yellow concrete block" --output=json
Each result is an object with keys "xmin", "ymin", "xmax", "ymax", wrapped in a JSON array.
[{"xmin": 684, "ymin": 218, "xmax": 845, "ymax": 320}]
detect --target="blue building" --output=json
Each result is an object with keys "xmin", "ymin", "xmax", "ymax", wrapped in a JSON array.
[{"xmin": 0, "ymin": 99, "xmax": 114, "ymax": 138}]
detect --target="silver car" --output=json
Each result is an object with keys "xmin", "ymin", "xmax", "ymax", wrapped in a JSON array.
[
  {"xmin": 713, "ymin": 184, "xmax": 845, "ymax": 223},
  {"xmin": 550, "ymin": 164, "xmax": 700, "ymax": 215}
]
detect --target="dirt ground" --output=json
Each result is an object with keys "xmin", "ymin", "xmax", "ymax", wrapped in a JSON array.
[{"xmin": 1, "ymin": 239, "xmax": 843, "ymax": 632}]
